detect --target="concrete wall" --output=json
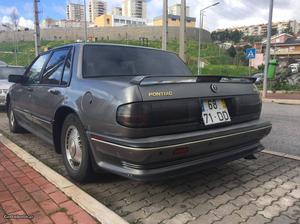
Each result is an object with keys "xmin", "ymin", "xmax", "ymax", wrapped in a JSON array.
[{"xmin": 0, "ymin": 26, "xmax": 211, "ymax": 43}]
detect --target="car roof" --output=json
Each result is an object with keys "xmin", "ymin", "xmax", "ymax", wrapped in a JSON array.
[{"xmin": 48, "ymin": 42, "xmax": 173, "ymax": 54}]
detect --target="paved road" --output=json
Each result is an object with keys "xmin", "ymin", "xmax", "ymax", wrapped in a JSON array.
[
  {"xmin": 0, "ymin": 103, "xmax": 299, "ymax": 224},
  {"xmin": 261, "ymin": 103, "xmax": 300, "ymax": 156}
]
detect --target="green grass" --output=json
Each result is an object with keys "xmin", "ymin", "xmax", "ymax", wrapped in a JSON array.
[
  {"xmin": 201, "ymin": 64, "xmax": 256, "ymax": 77},
  {"xmin": 0, "ymin": 39, "xmax": 255, "ymax": 76}
]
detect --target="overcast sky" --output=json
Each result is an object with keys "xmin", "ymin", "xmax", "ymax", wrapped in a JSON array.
[{"xmin": 0, "ymin": 0, "xmax": 299, "ymax": 31}]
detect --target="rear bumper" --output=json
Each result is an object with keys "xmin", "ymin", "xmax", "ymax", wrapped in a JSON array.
[{"xmin": 87, "ymin": 119, "xmax": 272, "ymax": 180}]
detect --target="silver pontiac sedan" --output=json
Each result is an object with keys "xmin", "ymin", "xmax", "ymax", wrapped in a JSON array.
[{"xmin": 7, "ymin": 43, "xmax": 271, "ymax": 182}]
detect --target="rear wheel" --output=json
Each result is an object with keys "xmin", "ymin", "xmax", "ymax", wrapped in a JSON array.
[
  {"xmin": 61, "ymin": 114, "xmax": 93, "ymax": 182},
  {"xmin": 8, "ymin": 102, "xmax": 23, "ymax": 133}
]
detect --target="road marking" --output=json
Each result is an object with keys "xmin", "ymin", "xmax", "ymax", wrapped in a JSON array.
[
  {"xmin": 263, "ymin": 149, "xmax": 300, "ymax": 161},
  {"xmin": 0, "ymin": 134, "xmax": 129, "ymax": 224}
]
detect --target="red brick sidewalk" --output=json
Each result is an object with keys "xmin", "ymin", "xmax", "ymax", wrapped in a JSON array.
[
  {"xmin": 0, "ymin": 142, "xmax": 98, "ymax": 224},
  {"xmin": 266, "ymin": 93, "xmax": 300, "ymax": 100}
]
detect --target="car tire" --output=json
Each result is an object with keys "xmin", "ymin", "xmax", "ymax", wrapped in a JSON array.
[
  {"xmin": 61, "ymin": 113, "xmax": 93, "ymax": 182},
  {"xmin": 8, "ymin": 102, "xmax": 24, "ymax": 133}
]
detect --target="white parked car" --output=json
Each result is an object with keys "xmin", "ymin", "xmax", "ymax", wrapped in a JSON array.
[
  {"xmin": 0, "ymin": 66, "xmax": 25, "ymax": 106},
  {"xmin": 288, "ymin": 63, "xmax": 300, "ymax": 74}
]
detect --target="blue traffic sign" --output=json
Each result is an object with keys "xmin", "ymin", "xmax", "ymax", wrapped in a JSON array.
[{"xmin": 246, "ymin": 48, "xmax": 256, "ymax": 59}]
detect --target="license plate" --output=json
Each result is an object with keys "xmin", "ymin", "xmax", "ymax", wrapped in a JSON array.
[{"xmin": 201, "ymin": 99, "xmax": 231, "ymax": 126}]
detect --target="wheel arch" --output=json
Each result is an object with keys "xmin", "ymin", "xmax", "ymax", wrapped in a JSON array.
[{"xmin": 53, "ymin": 106, "xmax": 78, "ymax": 154}]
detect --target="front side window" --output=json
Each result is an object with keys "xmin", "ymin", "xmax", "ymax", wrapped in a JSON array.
[
  {"xmin": 26, "ymin": 53, "xmax": 50, "ymax": 84},
  {"xmin": 82, "ymin": 45, "xmax": 192, "ymax": 78},
  {"xmin": 41, "ymin": 48, "xmax": 70, "ymax": 85}
]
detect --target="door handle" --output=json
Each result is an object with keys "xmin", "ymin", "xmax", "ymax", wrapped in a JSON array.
[
  {"xmin": 48, "ymin": 89, "xmax": 61, "ymax": 95},
  {"xmin": 26, "ymin": 87, "xmax": 33, "ymax": 92}
]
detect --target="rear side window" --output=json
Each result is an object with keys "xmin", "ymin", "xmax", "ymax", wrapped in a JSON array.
[
  {"xmin": 41, "ymin": 48, "xmax": 70, "ymax": 85},
  {"xmin": 61, "ymin": 51, "xmax": 72, "ymax": 85},
  {"xmin": 82, "ymin": 45, "xmax": 192, "ymax": 77}
]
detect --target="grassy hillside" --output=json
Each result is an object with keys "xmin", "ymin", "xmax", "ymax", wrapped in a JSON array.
[{"xmin": 0, "ymin": 40, "xmax": 256, "ymax": 76}]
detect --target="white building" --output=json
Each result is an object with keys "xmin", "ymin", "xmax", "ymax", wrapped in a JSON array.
[
  {"xmin": 89, "ymin": 0, "xmax": 107, "ymax": 23},
  {"xmin": 168, "ymin": 4, "xmax": 190, "ymax": 17},
  {"xmin": 122, "ymin": 0, "xmax": 147, "ymax": 19},
  {"xmin": 112, "ymin": 15, "xmax": 146, "ymax": 26},
  {"xmin": 66, "ymin": 3, "xmax": 85, "ymax": 21},
  {"xmin": 112, "ymin": 7, "xmax": 122, "ymax": 16}
]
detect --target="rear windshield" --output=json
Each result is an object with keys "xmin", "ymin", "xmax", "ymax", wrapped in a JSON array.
[{"xmin": 82, "ymin": 45, "xmax": 192, "ymax": 77}]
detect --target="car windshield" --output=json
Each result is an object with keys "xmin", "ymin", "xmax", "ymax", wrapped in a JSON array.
[{"xmin": 82, "ymin": 45, "xmax": 192, "ymax": 77}]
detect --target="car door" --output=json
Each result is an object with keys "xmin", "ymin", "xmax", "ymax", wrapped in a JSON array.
[
  {"xmin": 12, "ymin": 53, "xmax": 50, "ymax": 129},
  {"xmin": 30, "ymin": 47, "xmax": 72, "ymax": 140}
]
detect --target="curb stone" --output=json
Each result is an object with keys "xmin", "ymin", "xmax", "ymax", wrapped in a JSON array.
[{"xmin": 0, "ymin": 133, "xmax": 129, "ymax": 224}]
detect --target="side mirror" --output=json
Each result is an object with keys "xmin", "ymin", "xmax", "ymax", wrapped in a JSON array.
[{"xmin": 8, "ymin": 74, "xmax": 25, "ymax": 83}]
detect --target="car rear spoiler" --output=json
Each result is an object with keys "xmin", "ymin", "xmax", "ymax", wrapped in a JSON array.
[{"xmin": 130, "ymin": 75, "xmax": 257, "ymax": 86}]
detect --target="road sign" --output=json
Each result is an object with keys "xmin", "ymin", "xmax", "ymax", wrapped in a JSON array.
[{"xmin": 246, "ymin": 48, "xmax": 256, "ymax": 59}]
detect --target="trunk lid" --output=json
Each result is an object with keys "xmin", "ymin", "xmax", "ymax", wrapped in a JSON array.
[
  {"xmin": 133, "ymin": 75, "xmax": 262, "ymax": 128},
  {"xmin": 132, "ymin": 75, "xmax": 258, "ymax": 101}
]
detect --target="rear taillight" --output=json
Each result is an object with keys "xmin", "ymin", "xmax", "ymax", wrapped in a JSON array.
[{"xmin": 117, "ymin": 99, "xmax": 200, "ymax": 128}]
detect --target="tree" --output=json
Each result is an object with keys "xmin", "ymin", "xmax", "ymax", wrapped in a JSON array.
[
  {"xmin": 243, "ymin": 35, "xmax": 264, "ymax": 44},
  {"xmin": 211, "ymin": 29, "xmax": 243, "ymax": 43},
  {"xmin": 9, "ymin": 8, "xmax": 19, "ymax": 30},
  {"xmin": 283, "ymin": 25, "xmax": 293, "ymax": 35},
  {"xmin": 271, "ymin": 28, "xmax": 278, "ymax": 36},
  {"xmin": 227, "ymin": 45, "xmax": 237, "ymax": 58},
  {"xmin": 230, "ymin": 29, "xmax": 243, "ymax": 43}
]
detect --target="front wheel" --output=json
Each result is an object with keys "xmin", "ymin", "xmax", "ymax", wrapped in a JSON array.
[
  {"xmin": 8, "ymin": 102, "xmax": 23, "ymax": 133},
  {"xmin": 61, "ymin": 114, "xmax": 93, "ymax": 182}
]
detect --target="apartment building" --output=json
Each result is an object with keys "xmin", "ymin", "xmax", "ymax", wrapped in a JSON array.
[
  {"xmin": 66, "ymin": 2, "xmax": 85, "ymax": 21},
  {"xmin": 168, "ymin": 4, "xmax": 190, "ymax": 17},
  {"xmin": 122, "ymin": 0, "xmax": 147, "ymax": 19},
  {"xmin": 112, "ymin": 7, "xmax": 122, "ymax": 16},
  {"xmin": 216, "ymin": 20, "xmax": 300, "ymax": 36},
  {"xmin": 89, "ymin": 0, "xmax": 107, "ymax": 23}
]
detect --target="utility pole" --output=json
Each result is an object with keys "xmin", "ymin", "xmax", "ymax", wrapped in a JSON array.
[
  {"xmin": 179, "ymin": 0, "xmax": 186, "ymax": 62},
  {"xmin": 84, "ymin": 0, "xmax": 88, "ymax": 42},
  {"xmin": 33, "ymin": 0, "xmax": 41, "ymax": 56},
  {"xmin": 197, "ymin": 2, "xmax": 220, "ymax": 75},
  {"xmin": 263, "ymin": 0, "xmax": 274, "ymax": 98},
  {"xmin": 162, "ymin": 0, "xmax": 168, "ymax": 50},
  {"xmin": 197, "ymin": 12, "xmax": 204, "ymax": 75}
]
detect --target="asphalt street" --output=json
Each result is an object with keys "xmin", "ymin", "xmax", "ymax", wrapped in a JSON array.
[{"xmin": 261, "ymin": 102, "xmax": 300, "ymax": 156}]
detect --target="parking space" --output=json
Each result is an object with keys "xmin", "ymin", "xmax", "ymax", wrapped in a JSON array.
[{"xmin": 0, "ymin": 107, "xmax": 299, "ymax": 224}]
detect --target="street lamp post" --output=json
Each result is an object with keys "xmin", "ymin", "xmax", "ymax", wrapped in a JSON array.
[
  {"xmin": 263, "ymin": 0, "xmax": 274, "ymax": 98},
  {"xmin": 179, "ymin": 0, "xmax": 187, "ymax": 62},
  {"xmin": 197, "ymin": 2, "xmax": 220, "ymax": 75},
  {"xmin": 162, "ymin": 0, "xmax": 168, "ymax": 50}
]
